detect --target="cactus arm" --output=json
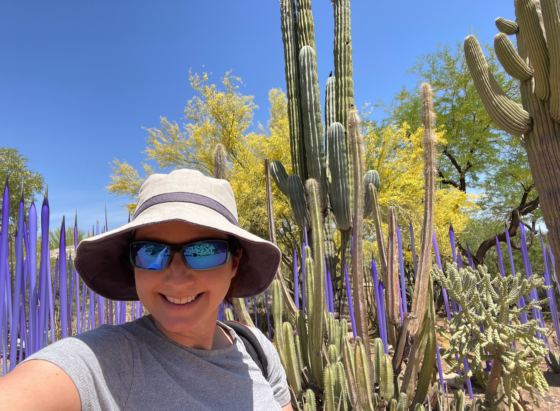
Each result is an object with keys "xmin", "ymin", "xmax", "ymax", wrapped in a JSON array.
[
  {"xmin": 271, "ymin": 280, "xmax": 285, "ymax": 367},
  {"xmin": 232, "ymin": 298, "xmax": 255, "ymax": 327},
  {"xmin": 283, "ymin": 322, "xmax": 302, "ymax": 395},
  {"xmin": 306, "ymin": 179, "xmax": 325, "ymax": 386},
  {"xmin": 324, "ymin": 364, "xmax": 336, "ymax": 411},
  {"xmin": 280, "ymin": 0, "xmax": 306, "ymax": 179},
  {"xmin": 348, "ymin": 109, "xmax": 373, "ymax": 374},
  {"xmin": 408, "ymin": 83, "xmax": 436, "ymax": 337},
  {"xmin": 288, "ymin": 174, "xmax": 311, "ymax": 232},
  {"xmin": 363, "ymin": 170, "xmax": 380, "ymax": 218},
  {"xmin": 541, "ymin": 0, "xmax": 560, "ymax": 121},
  {"xmin": 496, "ymin": 17, "xmax": 519, "ymax": 34},
  {"xmin": 296, "ymin": 310, "xmax": 311, "ymax": 371},
  {"xmin": 386, "ymin": 207, "xmax": 402, "ymax": 327},
  {"xmin": 327, "ymin": 122, "xmax": 352, "ymax": 230},
  {"xmin": 265, "ymin": 159, "xmax": 297, "ymax": 318},
  {"xmin": 299, "ymin": 46, "xmax": 324, "ymax": 185},
  {"xmin": 271, "ymin": 160, "xmax": 290, "ymax": 196},
  {"xmin": 464, "ymin": 35, "xmax": 533, "ymax": 136},
  {"xmin": 342, "ymin": 336, "xmax": 359, "ymax": 409},
  {"xmin": 494, "ymin": 33, "xmax": 534, "ymax": 81},
  {"xmin": 516, "ymin": 0, "xmax": 550, "ymax": 101}
]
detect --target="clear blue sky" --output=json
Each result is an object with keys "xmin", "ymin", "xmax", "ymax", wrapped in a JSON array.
[{"xmin": 1, "ymin": 0, "xmax": 514, "ymax": 234}]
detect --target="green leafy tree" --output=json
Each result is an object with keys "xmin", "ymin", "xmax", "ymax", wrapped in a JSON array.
[
  {"xmin": 0, "ymin": 147, "xmax": 46, "ymax": 226},
  {"xmin": 378, "ymin": 41, "xmax": 539, "ymax": 264}
]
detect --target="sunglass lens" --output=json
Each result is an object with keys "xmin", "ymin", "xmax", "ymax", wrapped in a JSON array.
[
  {"xmin": 183, "ymin": 240, "xmax": 229, "ymax": 269},
  {"xmin": 131, "ymin": 242, "xmax": 171, "ymax": 270}
]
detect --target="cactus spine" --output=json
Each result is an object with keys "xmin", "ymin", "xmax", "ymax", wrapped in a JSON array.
[{"xmin": 280, "ymin": 0, "xmax": 306, "ymax": 179}]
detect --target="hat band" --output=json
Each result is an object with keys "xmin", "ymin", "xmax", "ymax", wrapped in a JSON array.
[{"xmin": 133, "ymin": 192, "xmax": 238, "ymax": 226}]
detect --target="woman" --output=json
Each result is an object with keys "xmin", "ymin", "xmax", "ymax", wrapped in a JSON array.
[{"xmin": 0, "ymin": 169, "xmax": 293, "ymax": 411}]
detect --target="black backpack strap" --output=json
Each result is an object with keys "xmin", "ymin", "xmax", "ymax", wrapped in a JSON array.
[{"xmin": 223, "ymin": 321, "xmax": 269, "ymax": 380}]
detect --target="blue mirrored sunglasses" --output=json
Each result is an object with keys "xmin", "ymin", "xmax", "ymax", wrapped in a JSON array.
[{"xmin": 129, "ymin": 239, "xmax": 231, "ymax": 271}]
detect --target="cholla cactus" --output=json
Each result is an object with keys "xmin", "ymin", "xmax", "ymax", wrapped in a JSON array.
[{"xmin": 432, "ymin": 263, "xmax": 549, "ymax": 410}]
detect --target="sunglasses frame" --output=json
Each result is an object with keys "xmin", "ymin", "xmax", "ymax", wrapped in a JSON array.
[{"xmin": 129, "ymin": 239, "xmax": 232, "ymax": 272}]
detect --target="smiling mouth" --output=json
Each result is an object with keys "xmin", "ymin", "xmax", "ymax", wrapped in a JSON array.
[{"xmin": 163, "ymin": 293, "xmax": 202, "ymax": 305}]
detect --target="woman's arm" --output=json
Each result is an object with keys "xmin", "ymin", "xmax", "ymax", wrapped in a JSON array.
[
  {"xmin": 282, "ymin": 402, "xmax": 294, "ymax": 411},
  {"xmin": 0, "ymin": 360, "xmax": 81, "ymax": 411}
]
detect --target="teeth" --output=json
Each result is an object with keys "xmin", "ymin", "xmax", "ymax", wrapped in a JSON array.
[{"xmin": 165, "ymin": 294, "xmax": 198, "ymax": 305}]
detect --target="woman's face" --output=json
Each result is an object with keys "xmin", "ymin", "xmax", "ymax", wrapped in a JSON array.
[{"xmin": 133, "ymin": 221, "xmax": 241, "ymax": 339}]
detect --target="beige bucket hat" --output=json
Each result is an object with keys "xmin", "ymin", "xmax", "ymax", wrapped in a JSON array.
[{"xmin": 74, "ymin": 169, "xmax": 281, "ymax": 301}]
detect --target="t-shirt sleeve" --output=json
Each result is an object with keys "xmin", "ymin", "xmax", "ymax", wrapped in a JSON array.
[
  {"xmin": 250, "ymin": 327, "xmax": 291, "ymax": 407},
  {"xmin": 22, "ymin": 325, "xmax": 134, "ymax": 411}
]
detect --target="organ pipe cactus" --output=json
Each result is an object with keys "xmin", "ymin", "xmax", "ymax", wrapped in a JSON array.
[
  {"xmin": 432, "ymin": 264, "xmax": 549, "ymax": 409},
  {"xmin": 408, "ymin": 83, "xmax": 436, "ymax": 337},
  {"xmin": 279, "ymin": 0, "xmax": 306, "ymax": 179},
  {"xmin": 327, "ymin": 122, "xmax": 351, "ymax": 231},
  {"xmin": 386, "ymin": 207, "xmax": 401, "ymax": 327},
  {"xmin": 283, "ymin": 321, "xmax": 302, "ymax": 395},
  {"xmin": 299, "ymin": 46, "xmax": 325, "ymax": 207},
  {"xmin": 464, "ymin": 0, "xmax": 560, "ymax": 276},
  {"xmin": 332, "ymin": 0, "xmax": 354, "ymax": 217}
]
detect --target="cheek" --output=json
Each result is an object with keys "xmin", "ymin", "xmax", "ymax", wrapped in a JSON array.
[{"xmin": 134, "ymin": 270, "xmax": 159, "ymax": 303}]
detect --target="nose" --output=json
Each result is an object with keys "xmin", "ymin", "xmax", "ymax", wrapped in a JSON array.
[{"xmin": 163, "ymin": 252, "xmax": 195, "ymax": 286}]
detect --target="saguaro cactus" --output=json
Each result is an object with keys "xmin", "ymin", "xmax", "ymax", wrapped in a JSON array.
[{"xmin": 464, "ymin": 0, "xmax": 560, "ymax": 279}]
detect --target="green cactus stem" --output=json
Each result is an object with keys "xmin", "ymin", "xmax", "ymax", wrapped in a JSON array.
[
  {"xmin": 297, "ymin": 0, "xmax": 316, "ymax": 52},
  {"xmin": 283, "ymin": 321, "xmax": 302, "ymax": 394},
  {"xmin": 332, "ymin": 0, "xmax": 354, "ymax": 218},
  {"xmin": 494, "ymin": 33, "xmax": 534, "ymax": 81},
  {"xmin": 213, "ymin": 143, "xmax": 228, "ymax": 180},
  {"xmin": 516, "ymin": 0, "xmax": 550, "ymax": 101},
  {"xmin": 389, "ymin": 399, "xmax": 397, "ymax": 411},
  {"xmin": 348, "ymin": 109, "xmax": 373, "ymax": 371},
  {"xmin": 280, "ymin": 0, "xmax": 306, "ymax": 179},
  {"xmin": 299, "ymin": 45, "xmax": 324, "ymax": 185},
  {"xmin": 288, "ymin": 174, "xmax": 310, "ymax": 232},
  {"xmin": 296, "ymin": 309, "xmax": 311, "ymax": 371},
  {"xmin": 496, "ymin": 17, "xmax": 519, "ymax": 34},
  {"xmin": 271, "ymin": 280, "xmax": 285, "ymax": 366},
  {"xmin": 304, "ymin": 389, "xmax": 316, "ymax": 411},
  {"xmin": 324, "ymin": 364, "xmax": 336, "ymax": 411},
  {"xmin": 380, "ymin": 353, "xmax": 394, "ymax": 402},
  {"xmin": 386, "ymin": 206, "xmax": 402, "ymax": 327},
  {"xmin": 397, "ymin": 393, "xmax": 408, "ymax": 411},
  {"xmin": 323, "ymin": 207, "xmax": 337, "ymax": 284},
  {"xmin": 271, "ymin": 160, "xmax": 290, "ymax": 196},
  {"xmin": 464, "ymin": 35, "xmax": 532, "ymax": 136},
  {"xmin": 335, "ymin": 361, "xmax": 349, "ymax": 411},
  {"xmin": 408, "ymin": 83, "xmax": 436, "ymax": 338},
  {"xmin": 453, "ymin": 390, "xmax": 465, "ymax": 411},
  {"xmin": 305, "ymin": 178, "xmax": 325, "ymax": 386},
  {"xmin": 363, "ymin": 170, "xmax": 380, "ymax": 218},
  {"xmin": 373, "ymin": 338, "xmax": 383, "ymax": 387},
  {"xmin": 327, "ymin": 122, "xmax": 351, "ymax": 231}
]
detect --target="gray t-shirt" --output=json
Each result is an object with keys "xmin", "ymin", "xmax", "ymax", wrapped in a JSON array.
[{"xmin": 23, "ymin": 316, "xmax": 290, "ymax": 410}]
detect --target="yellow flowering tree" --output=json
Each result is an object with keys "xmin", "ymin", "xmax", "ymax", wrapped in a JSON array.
[
  {"xmin": 362, "ymin": 120, "xmax": 478, "ymax": 264},
  {"xmin": 107, "ymin": 73, "xmax": 294, "ymax": 263}
]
